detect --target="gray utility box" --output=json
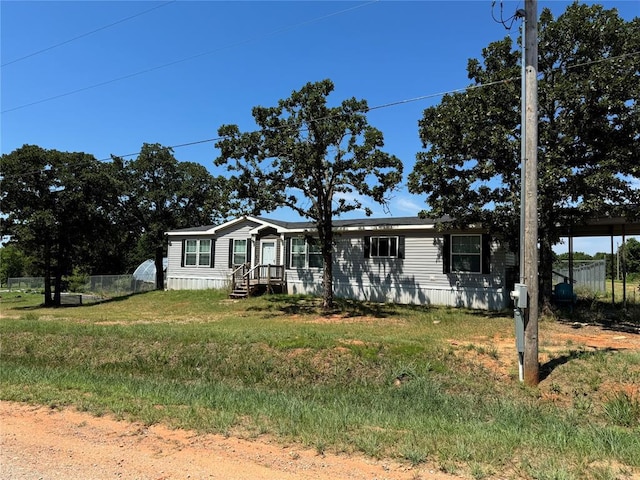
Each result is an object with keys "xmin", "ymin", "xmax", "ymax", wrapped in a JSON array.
[{"xmin": 510, "ymin": 283, "xmax": 528, "ymax": 309}]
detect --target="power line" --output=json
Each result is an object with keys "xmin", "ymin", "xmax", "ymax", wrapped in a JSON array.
[
  {"xmin": 1, "ymin": 1, "xmax": 378, "ymax": 114},
  {"xmin": 106, "ymin": 137, "xmax": 222, "ymax": 162},
  {"xmin": 565, "ymin": 50, "xmax": 640, "ymax": 71},
  {"xmin": 1, "ymin": 1, "xmax": 177, "ymax": 68},
  {"xmin": 1, "ymin": 78, "xmax": 520, "ymax": 179},
  {"xmin": 491, "ymin": 0, "xmax": 523, "ymax": 31},
  {"xmin": 105, "ymin": 77, "xmax": 522, "ymax": 161},
  {"xmin": 3, "ymin": 49, "xmax": 638, "ymax": 180},
  {"xmin": 367, "ymin": 77, "xmax": 519, "ymax": 112}
]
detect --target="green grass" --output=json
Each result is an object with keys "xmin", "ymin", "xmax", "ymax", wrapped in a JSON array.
[{"xmin": 1, "ymin": 289, "xmax": 639, "ymax": 479}]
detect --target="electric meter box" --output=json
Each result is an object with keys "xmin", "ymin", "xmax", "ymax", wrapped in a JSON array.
[{"xmin": 510, "ymin": 283, "xmax": 528, "ymax": 309}]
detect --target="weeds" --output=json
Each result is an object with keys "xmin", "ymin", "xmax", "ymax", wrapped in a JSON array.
[
  {"xmin": 1, "ymin": 290, "xmax": 639, "ymax": 479},
  {"xmin": 603, "ymin": 392, "xmax": 640, "ymax": 427}
]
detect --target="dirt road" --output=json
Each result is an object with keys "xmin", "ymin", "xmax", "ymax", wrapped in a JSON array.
[{"xmin": 0, "ymin": 401, "xmax": 455, "ymax": 480}]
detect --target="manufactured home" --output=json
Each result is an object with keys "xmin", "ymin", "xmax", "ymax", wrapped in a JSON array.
[{"xmin": 166, "ymin": 216, "xmax": 517, "ymax": 310}]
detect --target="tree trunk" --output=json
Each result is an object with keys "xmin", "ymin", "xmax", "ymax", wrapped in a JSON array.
[
  {"xmin": 43, "ymin": 238, "xmax": 54, "ymax": 307},
  {"xmin": 321, "ymin": 229, "xmax": 334, "ymax": 312},
  {"xmin": 155, "ymin": 245, "xmax": 164, "ymax": 290},
  {"xmin": 53, "ymin": 240, "xmax": 65, "ymax": 307},
  {"xmin": 53, "ymin": 269, "xmax": 62, "ymax": 307}
]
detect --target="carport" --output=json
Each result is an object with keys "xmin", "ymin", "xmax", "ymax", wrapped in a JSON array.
[{"xmin": 559, "ymin": 215, "xmax": 640, "ymax": 306}]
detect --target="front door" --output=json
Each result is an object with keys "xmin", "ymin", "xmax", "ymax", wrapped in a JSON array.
[
  {"xmin": 260, "ymin": 241, "xmax": 278, "ymax": 279},
  {"xmin": 261, "ymin": 241, "xmax": 276, "ymax": 265}
]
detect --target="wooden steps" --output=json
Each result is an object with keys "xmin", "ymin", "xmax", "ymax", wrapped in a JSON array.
[{"xmin": 229, "ymin": 284, "xmax": 251, "ymax": 299}]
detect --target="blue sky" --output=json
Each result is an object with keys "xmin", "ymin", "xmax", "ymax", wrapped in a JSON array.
[{"xmin": 2, "ymin": 0, "xmax": 638, "ymax": 255}]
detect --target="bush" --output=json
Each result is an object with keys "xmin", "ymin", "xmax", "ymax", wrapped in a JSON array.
[{"xmin": 65, "ymin": 268, "xmax": 90, "ymax": 293}]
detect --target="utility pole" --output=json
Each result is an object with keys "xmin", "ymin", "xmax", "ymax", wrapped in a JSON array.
[{"xmin": 523, "ymin": 0, "xmax": 539, "ymax": 386}]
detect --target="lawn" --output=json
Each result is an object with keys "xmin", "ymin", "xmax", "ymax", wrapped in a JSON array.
[{"xmin": 1, "ymin": 289, "xmax": 639, "ymax": 480}]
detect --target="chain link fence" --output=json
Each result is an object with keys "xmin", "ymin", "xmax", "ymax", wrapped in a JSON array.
[
  {"xmin": 6, "ymin": 277, "xmax": 49, "ymax": 291},
  {"xmin": 7, "ymin": 275, "xmax": 156, "ymax": 299}
]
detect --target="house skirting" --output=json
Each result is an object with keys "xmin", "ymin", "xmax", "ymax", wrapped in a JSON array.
[
  {"xmin": 167, "ymin": 276, "xmax": 508, "ymax": 311},
  {"xmin": 289, "ymin": 279, "xmax": 508, "ymax": 311},
  {"xmin": 167, "ymin": 276, "xmax": 229, "ymax": 291}
]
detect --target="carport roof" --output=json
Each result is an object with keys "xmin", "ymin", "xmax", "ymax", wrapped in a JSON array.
[{"xmin": 557, "ymin": 215, "xmax": 640, "ymax": 237}]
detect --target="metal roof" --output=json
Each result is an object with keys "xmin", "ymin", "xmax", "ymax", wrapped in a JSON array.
[{"xmin": 558, "ymin": 216, "xmax": 640, "ymax": 237}]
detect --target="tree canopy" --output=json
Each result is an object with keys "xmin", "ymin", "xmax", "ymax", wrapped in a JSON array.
[
  {"xmin": 1, "ymin": 143, "xmax": 231, "ymax": 301},
  {"xmin": 215, "ymin": 79, "xmax": 403, "ymax": 309},
  {"xmin": 113, "ymin": 143, "xmax": 232, "ymax": 290},
  {"xmin": 1, "ymin": 145, "xmax": 119, "ymax": 305},
  {"xmin": 0, "ymin": 244, "xmax": 29, "ymax": 286},
  {"xmin": 622, "ymin": 237, "xmax": 640, "ymax": 277},
  {"xmin": 408, "ymin": 3, "xmax": 640, "ymax": 299}
]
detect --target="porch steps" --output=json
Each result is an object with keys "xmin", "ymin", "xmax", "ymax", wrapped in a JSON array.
[
  {"xmin": 229, "ymin": 286, "xmax": 249, "ymax": 299},
  {"xmin": 229, "ymin": 281, "xmax": 259, "ymax": 299},
  {"xmin": 228, "ymin": 264, "xmax": 286, "ymax": 299}
]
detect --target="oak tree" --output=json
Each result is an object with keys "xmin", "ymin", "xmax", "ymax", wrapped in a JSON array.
[
  {"xmin": 408, "ymin": 3, "xmax": 640, "ymax": 301},
  {"xmin": 1, "ymin": 145, "xmax": 118, "ymax": 305},
  {"xmin": 113, "ymin": 143, "xmax": 232, "ymax": 289},
  {"xmin": 215, "ymin": 79, "xmax": 403, "ymax": 310}
]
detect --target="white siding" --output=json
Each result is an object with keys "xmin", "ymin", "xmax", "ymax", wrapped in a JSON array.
[
  {"xmin": 166, "ymin": 220, "xmax": 260, "ymax": 290},
  {"xmin": 167, "ymin": 221, "xmax": 512, "ymax": 310},
  {"xmin": 167, "ymin": 277, "xmax": 228, "ymax": 290},
  {"xmin": 284, "ymin": 231, "xmax": 510, "ymax": 310}
]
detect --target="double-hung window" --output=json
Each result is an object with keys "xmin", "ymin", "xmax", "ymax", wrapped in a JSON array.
[
  {"xmin": 451, "ymin": 235, "xmax": 481, "ymax": 273},
  {"xmin": 290, "ymin": 238, "xmax": 323, "ymax": 268},
  {"xmin": 291, "ymin": 238, "xmax": 306, "ymax": 268},
  {"xmin": 184, "ymin": 239, "xmax": 212, "ymax": 267},
  {"xmin": 442, "ymin": 234, "xmax": 492, "ymax": 274},
  {"xmin": 308, "ymin": 239, "xmax": 323, "ymax": 268},
  {"xmin": 233, "ymin": 239, "xmax": 247, "ymax": 265}
]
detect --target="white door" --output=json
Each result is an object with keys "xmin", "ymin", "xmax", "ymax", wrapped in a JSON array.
[
  {"xmin": 260, "ymin": 241, "xmax": 277, "ymax": 279},
  {"xmin": 261, "ymin": 241, "xmax": 276, "ymax": 265}
]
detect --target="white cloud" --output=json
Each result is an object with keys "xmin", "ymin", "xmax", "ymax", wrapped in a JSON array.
[{"xmin": 391, "ymin": 196, "xmax": 424, "ymax": 216}]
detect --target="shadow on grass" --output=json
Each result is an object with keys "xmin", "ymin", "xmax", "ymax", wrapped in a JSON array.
[
  {"xmin": 540, "ymin": 347, "xmax": 621, "ymax": 381},
  {"xmin": 553, "ymin": 299, "xmax": 640, "ymax": 335},
  {"xmin": 255, "ymin": 294, "xmax": 405, "ymax": 318},
  {"xmin": 468, "ymin": 309, "xmax": 512, "ymax": 319}
]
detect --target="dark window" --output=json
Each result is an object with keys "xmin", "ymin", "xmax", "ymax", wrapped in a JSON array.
[
  {"xmin": 370, "ymin": 236, "xmax": 399, "ymax": 258},
  {"xmin": 443, "ymin": 234, "xmax": 490, "ymax": 274}
]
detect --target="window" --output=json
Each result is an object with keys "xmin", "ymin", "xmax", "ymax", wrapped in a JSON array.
[
  {"xmin": 233, "ymin": 239, "xmax": 247, "ymax": 265},
  {"xmin": 451, "ymin": 235, "xmax": 481, "ymax": 273},
  {"xmin": 289, "ymin": 237, "xmax": 323, "ymax": 268},
  {"xmin": 291, "ymin": 238, "xmax": 306, "ymax": 268},
  {"xmin": 184, "ymin": 239, "xmax": 212, "ymax": 267},
  {"xmin": 371, "ymin": 236, "xmax": 398, "ymax": 258},
  {"xmin": 227, "ymin": 238, "xmax": 252, "ymax": 268},
  {"xmin": 308, "ymin": 239, "xmax": 323, "ymax": 268},
  {"xmin": 364, "ymin": 236, "xmax": 404, "ymax": 259},
  {"xmin": 442, "ymin": 234, "xmax": 490, "ymax": 274}
]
